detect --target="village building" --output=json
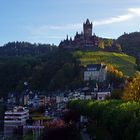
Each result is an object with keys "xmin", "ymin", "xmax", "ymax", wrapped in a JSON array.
[
  {"xmin": 84, "ymin": 64, "xmax": 107, "ymax": 82},
  {"xmin": 4, "ymin": 106, "xmax": 29, "ymax": 137},
  {"xmin": 97, "ymin": 91, "xmax": 111, "ymax": 100}
]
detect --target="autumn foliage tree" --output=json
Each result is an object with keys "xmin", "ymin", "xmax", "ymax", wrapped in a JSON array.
[
  {"xmin": 107, "ymin": 64, "xmax": 123, "ymax": 78},
  {"xmin": 107, "ymin": 64, "xmax": 124, "ymax": 88},
  {"xmin": 106, "ymin": 39, "xmax": 113, "ymax": 47},
  {"xmin": 99, "ymin": 39, "xmax": 105, "ymax": 49},
  {"xmin": 123, "ymin": 72, "xmax": 140, "ymax": 102}
]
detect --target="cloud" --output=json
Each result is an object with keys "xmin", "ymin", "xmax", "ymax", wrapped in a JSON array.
[
  {"xmin": 27, "ymin": 8, "xmax": 140, "ymax": 36},
  {"xmin": 29, "ymin": 24, "xmax": 82, "ymax": 35},
  {"xmin": 94, "ymin": 8, "xmax": 140, "ymax": 26},
  {"xmin": 50, "ymin": 24, "xmax": 82, "ymax": 30},
  {"xmin": 94, "ymin": 14, "xmax": 133, "ymax": 26},
  {"xmin": 128, "ymin": 8, "xmax": 140, "ymax": 16}
]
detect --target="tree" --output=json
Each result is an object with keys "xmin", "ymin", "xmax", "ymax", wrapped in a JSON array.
[
  {"xmin": 99, "ymin": 39, "xmax": 104, "ymax": 49},
  {"xmin": 117, "ymin": 32, "xmax": 140, "ymax": 58},
  {"xmin": 107, "ymin": 39, "xmax": 113, "ymax": 47},
  {"xmin": 115, "ymin": 44, "xmax": 122, "ymax": 53},
  {"xmin": 68, "ymin": 100, "xmax": 140, "ymax": 140},
  {"xmin": 136, "ymin": 55, "xmax": 140, "ymax": 70},
  {"xmin": 110, "ymin": 89, "xmax": 123, "ymax": 99},
  {"xmin": 107, "ymin": 64, "xmax": 124, "ymax": 87},
  {"xmin": 123, "ymin": 72, "xmax": 140, "ymax": 102},
  {"xmin": 136, "ymin": 56, "xmax": 140, "ymax": 65}
]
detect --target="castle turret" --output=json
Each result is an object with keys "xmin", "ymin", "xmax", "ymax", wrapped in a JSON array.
[
  {"xmin": 83, "ymin": 19, "xmax": 92, "ymax": 37},
  {"xmin": 59, "ymin": 19, "xmax": 97, "ymax": 49}
]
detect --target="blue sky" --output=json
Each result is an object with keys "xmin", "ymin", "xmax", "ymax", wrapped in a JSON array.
[{"xmin": 0, "ymin": 0, "xmax": 140, "ymax": 45}]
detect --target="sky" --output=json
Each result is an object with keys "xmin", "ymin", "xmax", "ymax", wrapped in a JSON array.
[{"xmin": 0, "ymin": 0, "xmax": 140, "ymax": 45}]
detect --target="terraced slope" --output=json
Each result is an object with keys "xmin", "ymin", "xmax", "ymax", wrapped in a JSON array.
[{"xmin": 74, "ymin": 51, "xmax": 137, "ymax": 76}]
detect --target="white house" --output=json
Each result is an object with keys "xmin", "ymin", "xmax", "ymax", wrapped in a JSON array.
[{"xmin": 84, "ymin": 64, "xmax": 107, "ymax": 82}]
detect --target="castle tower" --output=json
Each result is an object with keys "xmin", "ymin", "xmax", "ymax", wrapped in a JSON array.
[{"xmin": 83, "ymin": 19, "xmax": 92, "ymax": 37}]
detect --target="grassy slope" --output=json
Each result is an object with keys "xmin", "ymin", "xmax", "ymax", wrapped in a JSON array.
[{"xmin": 74, "ymin": 51, "xmax": 137, "ymax": 76}]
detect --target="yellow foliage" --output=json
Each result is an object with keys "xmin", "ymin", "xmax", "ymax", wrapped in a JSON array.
[
  {"xmin": 123, "ymin": 72, "xmax": 140, "ymax": 102},
  {"xmin": 107, "ymin": 64, "xmax": 124, "ymax": 78},
  {"xmin": 99, "ymin": 39, "xmax": 105, "ymax": 49}
]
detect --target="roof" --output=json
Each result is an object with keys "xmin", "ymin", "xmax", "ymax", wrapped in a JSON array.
[
  {"xmin": 5, "ymin": 106, "xmax": 29, "ymax": 114},
  {"xmin": 86, "ymin": 19, "xmax": 90, "ymax": 24},
  {"xmin": 86, "ymin": 64, "xmax": 101, "ymax": 71},
  {"xmin": 82, "ymin": 87, "xmax": 90, "ymax": 91},
  {"xmin": 85, "ymin": 64, "xmax": 106, "ymax": 71}
]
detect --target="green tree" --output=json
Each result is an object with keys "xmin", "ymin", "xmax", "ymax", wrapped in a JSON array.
[
  {"xmin": 115, "ymin": 44, "xmax": 122, "ymax": 52},
  {"xmin": 110, "ymin": 89, "xmax": 123, "ymax": 99},
  {"xmin": 68, "ymin": 100, "xmax": 140, "ymax": 140}
]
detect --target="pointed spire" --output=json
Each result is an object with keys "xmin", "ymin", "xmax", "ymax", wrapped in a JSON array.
[
  {"xmin": 86, "ymin": 19, "xmax": 90, "ymax": 24},
  {"xmin": 66, "ymin": 35, "xmax": 68, "ymax": 40}
]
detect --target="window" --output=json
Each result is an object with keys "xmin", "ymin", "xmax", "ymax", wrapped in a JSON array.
[{"xmin": 99, "ymin": 97, "xmax": 102, "ymax": 100}]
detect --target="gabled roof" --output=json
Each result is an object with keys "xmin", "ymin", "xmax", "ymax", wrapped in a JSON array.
[
  {"xmin": 85, "ymin": 64, "xmax": 106, "ymax": 71},
  {"xmin": 86, "ymin": 64, "xmax": 102, "ymax": 71}
]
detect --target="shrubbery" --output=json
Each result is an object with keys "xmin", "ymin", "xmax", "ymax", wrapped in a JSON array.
[{"xmin": 68, "ymin": 100, "xmax": 140, "ymax": 140}]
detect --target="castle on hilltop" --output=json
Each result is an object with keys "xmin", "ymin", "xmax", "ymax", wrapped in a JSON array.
[{"xmin": 59, "ymin": 19, "xmax": 100, "ymax": 50}]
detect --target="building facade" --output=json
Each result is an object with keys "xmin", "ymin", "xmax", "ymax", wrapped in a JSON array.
[
  {"xmin": 84, "ymin": 64, "xmax": 107, "ymax": 82},
  {"xmin": 97, "ymin": 92, "xmax": 111, "ymax": 100},
  {"xmin": 4, "ymin": 106, "xmax": 29, "ymax": 137}
]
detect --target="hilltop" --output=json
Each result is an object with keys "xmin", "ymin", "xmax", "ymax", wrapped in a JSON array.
[
  {"xmin": 0, "ymin": 40, "xmax": 138, "ymax": 93},
  {"xmin": 0, "ymin": 42, "xmax": 57, "ymax": 56},
  {"xmin": 74, "ymin": 51, "xmax": 137, "ymax": 76},
  {"xmin": 117, "ymin": 32, "xmax": 140, "ymax": 57}
]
